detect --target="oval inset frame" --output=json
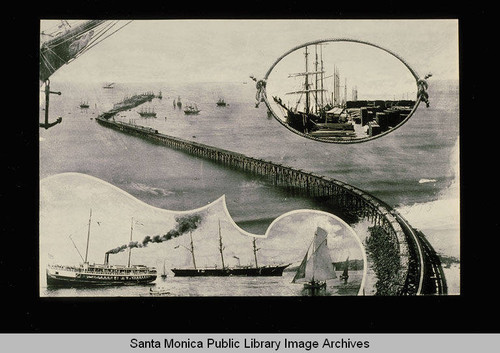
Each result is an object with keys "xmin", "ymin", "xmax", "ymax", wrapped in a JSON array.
[{"xmin": 258, "ymin": 38, "xmax": 429, "ymax": 144}]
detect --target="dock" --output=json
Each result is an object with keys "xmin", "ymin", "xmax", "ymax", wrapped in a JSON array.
[{"xmin": 97, "ymin": 92, "xmax": 156, "ymax": 120}]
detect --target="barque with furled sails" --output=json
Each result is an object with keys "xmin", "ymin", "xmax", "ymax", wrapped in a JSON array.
[{"xmin": 171, "ymin": 221, "xmax": 290, "ymax": 277}]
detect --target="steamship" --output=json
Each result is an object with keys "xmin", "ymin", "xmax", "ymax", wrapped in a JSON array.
[
  {"xmin": 46, "ymin": 210, "xmax": 157, "ymax": 287},
  {"xmin": 171, "ymin": 221, "xmax": 290, "ymax": 277}
]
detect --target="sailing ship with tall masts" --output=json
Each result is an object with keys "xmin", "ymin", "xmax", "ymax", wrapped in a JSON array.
[
  {"xmin": 292, "ymin": 226, "xmax": 337, "ymax": 292},
  {"xmin": 171, "ymin": 221, "xmax": 290, "ymax": 277},
  {"xmin": 183, "ymin": 103, "xmax": 200, "ymax": 115},
  {"xmin": 46, "ymin": 211, "xmax": 157, "ymax": 287},
  {"xmin": 138, "ymin": 106, "xmax": 157, "ymax": 118},
  {"xmin": 272, "ymin": 44, "xmax": 355, "ymax": 138}
]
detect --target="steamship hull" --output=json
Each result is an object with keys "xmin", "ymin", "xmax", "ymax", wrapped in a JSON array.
[
  {"xmin": 46, "ymin": 265, "xmax": 157, "ymax": 287},
  {"xmin": 171, "ymin": 264, "xmax": 290, "ymax": 277},
  {"xmin": 138, "ymin": 113, "xmax": 157, "ymax": 118}
]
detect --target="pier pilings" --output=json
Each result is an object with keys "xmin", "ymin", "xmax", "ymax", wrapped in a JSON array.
[{"xmin": 95, "ymin": 117, "xmax": 446, "ymax": 295}]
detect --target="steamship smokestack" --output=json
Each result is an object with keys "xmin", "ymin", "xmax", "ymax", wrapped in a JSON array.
[{"xmin": 104, "ymin": 253, "xmax": 110, "ymax": 266}]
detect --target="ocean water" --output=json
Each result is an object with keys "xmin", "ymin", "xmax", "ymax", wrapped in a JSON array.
[
  {"xmin": 43, "ymin": 271, "xmax": 363, "ymax": 297},
  {"xmin": 39, "ymin": 78, "xmax": 459, "ymax": 295}
]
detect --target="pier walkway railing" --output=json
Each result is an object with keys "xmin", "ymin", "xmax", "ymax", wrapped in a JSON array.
[{"xmin": 96, "ymin": 116, "xmax": 446, "ymax": 295}]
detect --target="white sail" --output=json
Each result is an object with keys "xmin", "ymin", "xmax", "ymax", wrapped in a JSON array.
[{"xmin": 294, "ymin": 227, "xmax": 336, "ymax": 283}]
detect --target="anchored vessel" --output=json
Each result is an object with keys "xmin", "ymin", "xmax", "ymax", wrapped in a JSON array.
[
  {"xmin": 183, "ymin": 104, "xmax": 200, "ymax": 115},
  {"xmin": 292, "ymin": 226, "xmax": 337, "ymax": 291},
  {"xmin": 46, "ymin": 210, "xmax": 157, "ymax": 287},
  {"xmin": 79, "ymin": 100, "xmax": 89, "ymax": 108},
  {"xmin": 171, "ymin": 221, "xmax": 290, "ymax": 277},
  {"xmin": 272, "ymin": 44, "xmax": 355, "ymax": 138},
  {"xmin": 339, "ymin": 256, "xmax": 349, "ymax": 283},
  {"xmin": 216, "ymin": 98, "xmax": 227, "ymax": 107},
  {"xmin": 271, "ymin": 43, "xmax": 417, "ymax": 140},
  {"xmin": 138, "ymin": 107, "xmax": 157, "ymax": 118},
  {"xmin": 161, "ymin": 259, "xmax": 167, "ymax": 279}
]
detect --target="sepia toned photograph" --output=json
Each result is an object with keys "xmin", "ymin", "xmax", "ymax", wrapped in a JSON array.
[{"xmin": 39, "ymin": 19, "xmax": 459, "ymax": 298}]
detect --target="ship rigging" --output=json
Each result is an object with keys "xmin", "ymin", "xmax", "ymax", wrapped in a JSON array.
[
  {"xmin": 46, "ymin": 210, "xmax": 157, "ymax": 287},
  {"xmin": 39, "ymin": 20, "xmax": 132, "ymax": 129},
  {"xmin": 171, "ymin": 220, "xmax": 290, "ymax": 277},
  {"xmin": 272, "ymin": 44, "xmax": 355, "ymax": 137}
]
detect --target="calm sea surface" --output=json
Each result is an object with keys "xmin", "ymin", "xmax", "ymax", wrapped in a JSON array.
[{"xmin": 39, "ymin": 79, "xmax": 459, "ymax": 296}]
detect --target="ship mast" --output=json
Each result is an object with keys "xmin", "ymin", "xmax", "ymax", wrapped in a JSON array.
[
  {"xmin": 127, "ymin": 217, "xmax": 133, "ymax": 267},
  {"xmin": 84, "ymin": 209, "xmax": 92, "ymax": 263},
  {"xmin": 304, "ymin": 46, "xmax": 310, "ymax": 114},
  {"xmin": 252, "ymin": 238, "xmax": 260, "ymax": 268},
  {"xmin": 314, "ymin": 45, "xmax": 318, "ymax": 115},
  {"xmin": 218, "ymin": 220, "xmax": 225, "ymax": 269},
  {"xmin": 69, "ymin": 235, "xmax": 85, "ymax": 262},
  {"xmin": 189, "ymin": 231, "xmax": 197, "ymax": 269},
  {"xmin": 320, "ymin": 44, "xmax": 324, "ymax": 110}
]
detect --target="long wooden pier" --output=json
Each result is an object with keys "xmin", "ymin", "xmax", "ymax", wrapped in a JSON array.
[{"xmin": 96, "ymin": 116, "xmax": 447, "ymax": 295}]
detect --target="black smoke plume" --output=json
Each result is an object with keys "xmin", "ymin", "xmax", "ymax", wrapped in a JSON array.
[{"xmin": 106, "ymin": 214, "xmax": 203, "ymax": 254}]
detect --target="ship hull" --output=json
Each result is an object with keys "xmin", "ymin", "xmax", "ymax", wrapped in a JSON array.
[
  {"xmin": 171, "ymin": 264, "xmax": 290, "ymax": 277},
  {"xmin": 46, "ymin": 268, "xmax": 157, "ymax": 287}
]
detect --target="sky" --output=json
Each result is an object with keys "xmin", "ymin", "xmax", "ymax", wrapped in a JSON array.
[{"xmin": 41, "ymin": 19, "xmax": 459, "ymax": 84}]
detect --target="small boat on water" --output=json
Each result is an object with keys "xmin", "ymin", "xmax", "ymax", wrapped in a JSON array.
[
  {"xmin": 146, "ymin": 286, "xmax": 170, "ymax": 296},
  {"xmin": 161, "ymin": 260, "xmax": 167, "ymax": 279},
  {"xmin": 183, "ymin": 104, "xmax": 200, "ymax": 115},
  {"xmin": 46, "ymin": 210, "xmax": 157, "ymax": 287},
  {"xmin": 176, "ymin": 96, "xmax": 182, "ymax": 108},
  {"xmin": 103, "ymin": 82, "xmax": 115, "ymax": 89},
  {"xmin": 171, "ymin": 220, "xmax": 290, "ymax": 277},
  {"xmin": 216, "ymin": 98, "xmax": 227, "ymax": 107},
  {"xmin": 292, "ymin": 226, "xmax": 337, "ymax": 293},
  {"xmin": 339, "ymin": 256, "xmax": 349, "ymax": 284},
  {"xmin": 79, "ymin": 101, "xmax": 89, "ymax": 108}
]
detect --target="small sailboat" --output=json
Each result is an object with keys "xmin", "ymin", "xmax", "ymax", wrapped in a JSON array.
[
  {"xmin": 340, "ymin": 256, "xmax": 349, "ymax": 284},
  {"xmin": 292, "ymin": 227, "xmax": 336, "ymax": 292},
  {"xmin": 161, "ymin": 260, "xmax": 167, "ymax": 279},
  {"xmin": 79, "ymin": 100, "xmax": 89, "ymax": 108},
  {"xmin": 176, "ymin": 96, "xmax": 182, "ymax": 109}
]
